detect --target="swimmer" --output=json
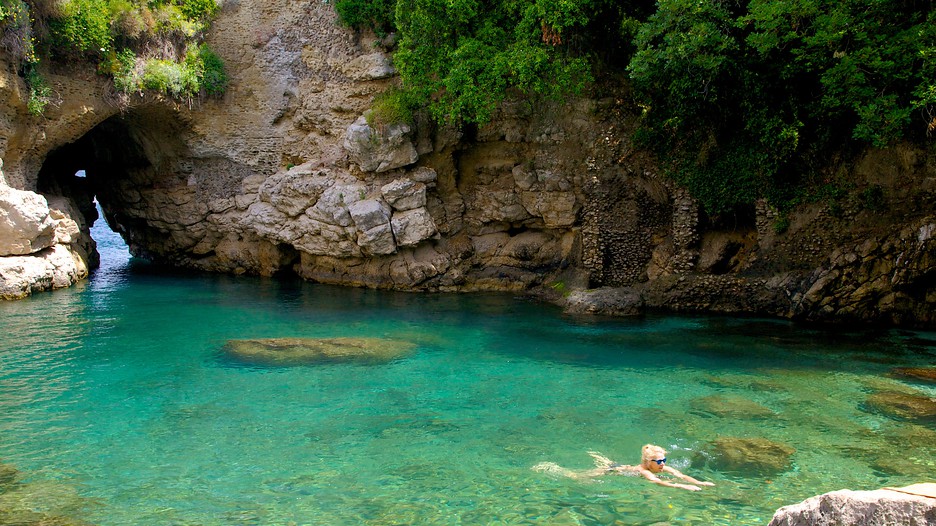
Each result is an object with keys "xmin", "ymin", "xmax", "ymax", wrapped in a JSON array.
[{"xmin": 533, "ymin": 444, "xmax": 715, "ymax": 491}]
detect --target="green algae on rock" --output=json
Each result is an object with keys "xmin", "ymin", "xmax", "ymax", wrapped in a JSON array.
[
  {"xmin": 890, "ymin": 367, "xmax": 936, "ymax": 384},
  {"xmin": 696, "ymin": 436, "xmax": 796, "ymax": 476},
  {"xmin": 223, "ymin": 337, "xmax": 416, "ymax": 366},
  {"xmin": 864, "ymin": 391, "xmax": 936, "ymax": 423}
]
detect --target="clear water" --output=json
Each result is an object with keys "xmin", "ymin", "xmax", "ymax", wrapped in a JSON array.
[{"xmin": 0, "ymin": 215, "xmax": 935, "ymax": 525}]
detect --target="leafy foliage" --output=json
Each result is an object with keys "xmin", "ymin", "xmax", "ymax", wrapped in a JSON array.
[
  {"xmin": 1, "ymin": 0, "xmax": 227, "ymax": 114},
  {"xmin": 630, "ymin": 0, "xmax": 936, "ymax": 213},
  {"xmin": 335, "ymin": 0, "xmax": 934, "ymax": 214}
]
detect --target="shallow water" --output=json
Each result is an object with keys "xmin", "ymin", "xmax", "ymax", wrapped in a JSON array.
[{"xmin": 0, "ymin": 216, "xmax": 934, "ymax": 525}]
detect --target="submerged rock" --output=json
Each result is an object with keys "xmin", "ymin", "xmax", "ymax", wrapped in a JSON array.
[
  {"xmin": 690, "ymin": 394, "xmax": 776, "ymax": 419},
  {"xmin": 864, "ymin": 391, "xmax": 936, "ymax": 422},
  {"xmin": 696, "ymin": 436, "xmax": 795, "ymax": 476},
  {"xmin": 223, "ymin": 337, "xmax": 415, "ymax": 366},
  {"xmin": 891, "ymin": 367, "xmax": 936, "ymax": 384},
  {"xmin": 768, "ymin": 485, "xmax": 936, "ymax": 526},
  {"xmin": 0, "ymin": 510, "xmax": 92, "ymax": 526},
  {"xmin": 0, "ymin": 461, "xmax": 17, "ymax": 491}
]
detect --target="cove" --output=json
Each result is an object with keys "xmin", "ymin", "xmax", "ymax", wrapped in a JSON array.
[{"xmin": 0, "ymin": 221, "xmax": 935, "ymax": 525}]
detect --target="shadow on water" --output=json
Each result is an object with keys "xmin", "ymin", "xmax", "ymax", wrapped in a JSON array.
[{"xmin": 484, "ymin": 311, "xmax": 936, "ymax": 373}]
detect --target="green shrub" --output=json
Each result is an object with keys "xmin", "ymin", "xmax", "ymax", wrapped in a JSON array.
[
  {"xmin": 111, "ymin": 47, "xmax": 139, "ymax": 92},
  {"xmin": 24, "ymin": 64, "xmax": 51, "ymax": 115},
  {"xmin": 4, "ymin": 0, "xmax": 227, "ymax": 113},
  {"xmin": 334, "ymin": 0, "xmax": 395, "ymax": 35},
  {"xmin": 196, "ymin": 43, "xmax": 227, "ymax": 96},
  {"xmin": 178, "ymin": 0, "xmax": 219, "ymax": 21},
  {"xmin": 142, "ymin": 58, "xmax": 183, "ymax": 95},
  {"xmin": 366, "ymin": 86, "xmax": 416, "ymax": 128},
  {"xmin": 48, "ymin": 0, "xmax": 113, "ymax": 56}
]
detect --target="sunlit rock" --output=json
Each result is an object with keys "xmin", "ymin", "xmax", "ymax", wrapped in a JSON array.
[
  {"xmin": 390, "ymin": 208, "xmax": 437, "ymax": 247},
  {"xmin": 223, "ymin": 337, "xmax": 415, "ymax": 365},
  {"xmin": 0, "ymin": 183, "xmax": 55, "ymax": 256},
  {"xmin": 0, "ymin": 244, "xmax": 89, "ymax": 300},
  {"xmin": 344, "ymin": 116, "xmax": 418, "ymax": 173},
  {"xmin": 768, "ymin": 485, "xmax": 936, "ymax": 526},
  {"xmin": 696, "ymin": 436, "xmax": 795, "ymax": 476},
  {"xmin": 381, "ymin": 179, "xmax": 426, "ymax": 212}
]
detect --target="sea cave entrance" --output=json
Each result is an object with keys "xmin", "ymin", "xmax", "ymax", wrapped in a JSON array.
[{"xmin": 35, "ymin": 108, "xmax": 193, "ymax": 271}]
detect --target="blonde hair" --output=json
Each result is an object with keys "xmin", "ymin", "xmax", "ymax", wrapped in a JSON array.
[{"xmin": 641, "ymin": 444, "xmax": 666, "ymax": 463}]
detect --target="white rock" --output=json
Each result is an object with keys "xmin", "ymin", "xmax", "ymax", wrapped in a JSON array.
[
  {"xmin": 391, "ymin": 208, "xmax": 437, "ymax": 247},
  {"xmin": 348, "ymin": 199, "xmax": 391, "ymax": 232},
  {"xmin": 344, "ymin": 116, "xmax": 418, "ymax": 173},
  {"xmin": 0, "ymin": 184, "xmax": 56, "ymax": 256},
  {"xmin": 381, "ymin": 179, "xmax": 426, "ymax": 211},
  {"xmin": 0, "ymin": 244, "xmax": 88, "ymax": 299}
]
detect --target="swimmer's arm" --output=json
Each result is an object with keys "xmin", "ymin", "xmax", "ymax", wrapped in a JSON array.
[
  {"xmin": 663, "ymin": 466, "xmax": 714, "ymax": 487},
  {"xmin": 638, "ymin": 468, "xmax": 701, "ymax": 491}
]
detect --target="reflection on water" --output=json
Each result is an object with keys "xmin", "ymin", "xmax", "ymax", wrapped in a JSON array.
[{"xmin": 0, "ymin": 213, "xmax": 934, "ymax": 525}]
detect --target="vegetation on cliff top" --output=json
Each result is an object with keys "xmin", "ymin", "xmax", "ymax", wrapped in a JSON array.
[
  {"xmin": 335, "ymin": 0, "xmax": 936, "ymax": 215},
  {"xmin": 0, "ymin": 0, "xmax": 227, "ymax": 114}
]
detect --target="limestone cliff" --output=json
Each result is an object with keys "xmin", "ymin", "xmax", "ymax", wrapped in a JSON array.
[{"xmin": 0, "ymin": 0, "xmax": 934, "ymax": 328}]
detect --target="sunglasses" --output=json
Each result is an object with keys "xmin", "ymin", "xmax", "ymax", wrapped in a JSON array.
[{"xmin": 650, "ymin": 458, "xmax": 666, "ymax": 465}]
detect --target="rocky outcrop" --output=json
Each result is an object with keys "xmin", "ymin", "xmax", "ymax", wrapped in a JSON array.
[
  {"xmin": 768, "ymin": 485, "xmax": 936, "ymax": 526},
  {"xmin": 0, "ymin": 0, "xmax": 935, "ymax": 328},
  {"xmin": 0, "ymin": 162, "xmax": 94, "ymax": 299}
]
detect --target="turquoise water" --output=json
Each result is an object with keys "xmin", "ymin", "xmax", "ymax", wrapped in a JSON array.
[{"xmin": 0, "ymin": 218, "xmax": 935, "ymax": 525}]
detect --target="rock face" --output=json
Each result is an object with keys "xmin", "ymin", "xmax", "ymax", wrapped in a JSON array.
[
  {"xmin": 0, "ymin": 0, "xmax": 935, "ymax": 329},
  {"xmin": 768, "ymin": 486, "xmax": 936, "ymax": 526}
]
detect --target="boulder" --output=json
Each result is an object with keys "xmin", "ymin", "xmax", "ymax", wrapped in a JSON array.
[
  {"xmin": 690, "ymin": 394, "xmax": 776, "ymax": 419},
  {"xmin": 381, "ymin": 179, "xmax": 426, "ymax": 211},
  {"xmin": 222, "ymin": 337, "xmax": 415, "ymax": 366},
  {"xmin": 349, "ymin": 199, "xmax": 395, "ymax": 255},
  {"xmin": 768, "ymin": 485, "xmax": 936, "ymax": 526},
  {"xmin": 562, "ymin": 287, "xmax": 644, "ymax": 316},
  {"xmin": 696, "ymin": 436, "xmax": 795, "ymax": 476},
  {"xmin": 0, "ymin": 244, "xmax": 90, "ymax": 300},
  {"xmin": 344, "ymin": 116, "xmax": 418, "ymax": 173},
  {"xmin": 0, "ymin": 184, "xmax": 56, "ymax": 256},
  {"xmin": 390, "ymin": 208, "xmax": 437, "ymax": 247}
]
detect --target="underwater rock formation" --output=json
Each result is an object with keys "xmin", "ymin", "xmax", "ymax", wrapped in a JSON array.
[
  {"xmin": 697, "ymin": 436, "xmax": 795, "ymax": 476},
  {"xmin": 864, "ymin": 391, "xmax": 936, "ymax": 423},
  {"xmin": 222, "ymin": 337, "xmax": 415, "ymax": 365},
  {"xmin": 891, "ymin": 367, "xmax": 936, "ymax": 384}
]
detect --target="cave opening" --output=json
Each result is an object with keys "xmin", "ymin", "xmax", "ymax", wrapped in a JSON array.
[{"xmin": 35, "ymin": 110, "xmax": 179, "ymax": 271}]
